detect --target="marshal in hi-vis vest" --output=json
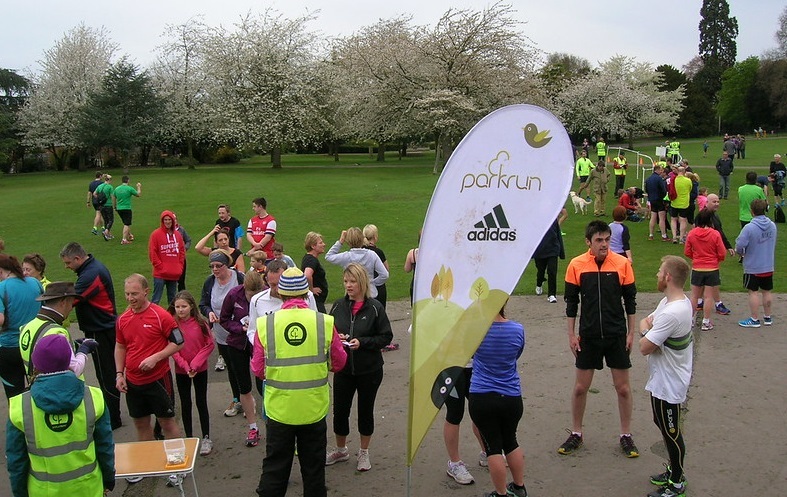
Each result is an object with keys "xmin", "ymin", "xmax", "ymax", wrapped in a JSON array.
[
  {"xmin": 8, "ymin": 386, "xmax": 106, "ymax": 496},
  {"xmin": 258, "ymin": 309, "xmax": 334, "ymax": 425}
]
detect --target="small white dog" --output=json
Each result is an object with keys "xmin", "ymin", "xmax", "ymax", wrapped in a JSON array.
[{"xmin": 569, "ymin": 191, "xmax": 590, "ymax": 215}]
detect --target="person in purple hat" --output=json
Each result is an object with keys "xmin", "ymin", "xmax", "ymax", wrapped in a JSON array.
[{"xmin": 7, "ymin": 334, "xmax": 116, "ymax": 496}]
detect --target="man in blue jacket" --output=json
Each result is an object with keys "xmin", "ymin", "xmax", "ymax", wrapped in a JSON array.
[
  {"xmin": 735, "ymin": 199, "xmax": 777, "ymax": 328},
  {"xmin": 645, "ymin": 165, "xmax": 668, "ymax": 241}
]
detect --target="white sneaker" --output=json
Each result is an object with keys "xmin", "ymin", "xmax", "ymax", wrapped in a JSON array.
[
  {"xmin": 166, "ymin": 473, "xmax": 184, "ymax": 487},
  {"xmin": 325, "ymin": 447, "xmax": 349, "ymax": 465},
  {"xmin": 446, "ymin": 460, "xmax": 474, "ymax": 484},
  {"xmin": 357, "ymin": 448, "xmax": 371, "ymax": 471},
  {"xmin": 223, "ymin": 401, "xmax": 243, "ymax": 417},
  {"xmin": 125, "ymin": 476, "xmax": 143, "ymax": 483},
  {"xmin": 478, "ymin": 451, "xmax": 488, "ymax": 467},
  {"xmin": 215, "ymin": 355, "xmax": 226, "ymax": 371},
  {"xmin": 547, "ymin": 295, "xmax": 557, "ymax": 303},
  {"xmin": 535, "ymin": 286, "xmax": 543, "ymax": 296},
  {"xmin": 200, "ymin": 435, "xmax": 213, "ymax": 455}
]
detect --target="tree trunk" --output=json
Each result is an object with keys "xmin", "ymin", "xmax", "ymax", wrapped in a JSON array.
[
  {"xmin": 49, "ymin": 145, "xmax": 67, "ymax": 171},
  {"xmin": 628, "ymin": 131, "xmax": 634, "ymax": 149},
  {"xmin": 78, "ymin": 150, "xmax": 86, "ymax": 172},
  {"xmin": 271, "ymin": 145, "xmax": 282, "ymax": 168},
  {"xmin": 368, "ymin": 145, "xmax": 374, "ymax": 158},
  {"xmin": 400, "ymin": 141, "xmax": 408, "ymax": 158},
  {"xmin": 138, "ymin": 145, "xmax": 151, "ymax": 168},
  {"xmin": 333, "ymin": 140, "xmax": 339, "ymax": 162},
  {"xmin": 376, "ymin": 142, "xmax": 386, "ymax": 162},
  {"xmin": 432, "ymin": 133, "xmax": 442, "ymax": 175}
]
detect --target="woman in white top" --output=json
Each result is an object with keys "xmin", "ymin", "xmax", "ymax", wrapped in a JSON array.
[{"xmin": 325, "ymin": 227, "xmax": 388, "ymax": 299}]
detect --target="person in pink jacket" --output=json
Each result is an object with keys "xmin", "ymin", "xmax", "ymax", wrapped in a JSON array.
[
  {"xmin": 168, "ymin": 290, "xmax": 215, "ymax": 455},
  {"xmin": 684, "ymin": 209, "xmax": 726, "ymax": 331},
  {"xmin": 149, "ymin": 210, "xmax": 186, "ymax": 306}
]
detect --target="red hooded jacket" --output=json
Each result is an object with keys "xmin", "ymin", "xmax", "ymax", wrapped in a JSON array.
[
  {"xmin": 684, "ymin": 227, "xmax": 726, "ymax": 270},
  {"xmin": 148, "ymin": 210, "xmax": 186, "ymax": 280}
]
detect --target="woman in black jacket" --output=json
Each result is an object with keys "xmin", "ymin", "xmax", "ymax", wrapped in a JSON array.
[{"xmin": 325, "ymin": 263, "xmax": 392, "ymax": 472}]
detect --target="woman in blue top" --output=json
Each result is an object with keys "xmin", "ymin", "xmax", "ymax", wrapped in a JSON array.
[
  {"xmin": 0, "ymin": 254, "xmax": 43, "ymax": 400},
  {"xmin": 469, "ymin": 304, "xmax": 528, "ymax": 497}
]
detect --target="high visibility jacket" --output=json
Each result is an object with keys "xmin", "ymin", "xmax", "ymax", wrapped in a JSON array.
[
  {"xmin": 669, "ymin": 141, "xmax": 680, "ymax": 154},
  {"xmin": 613, "ymin": 157, "xmax": 627, "ymax": 176},
  {"xmin": 258, "ymin": 309, "xmax": 333, "ymax": 425},
  {"xmin": 20, "ymin": 317, "xmax": 70, "ymax": 380},
  {"xmin": 8, "ymin": 386, "xmax": 105, "ymax": 497},
  {"xmin": 596, "ymin": 142, "xmax": 607, "ymax": 157},
  {"xmin": 575, "ymin": 157, "xmax": 593, "ymax": 177}
]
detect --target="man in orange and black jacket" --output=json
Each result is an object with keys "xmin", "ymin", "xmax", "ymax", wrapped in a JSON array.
[{"xmin": 556, "ymin": 220, "xmax": 639, "ymax": 459}]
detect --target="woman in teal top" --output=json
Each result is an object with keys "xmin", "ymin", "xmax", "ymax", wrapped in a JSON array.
[{"xmin": 0, "ymin": 254, "xmax": 43, "ymax": 400}]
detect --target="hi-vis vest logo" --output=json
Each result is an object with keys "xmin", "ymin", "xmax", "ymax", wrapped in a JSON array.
[
  {"xmin": 45, "ymin": 412, "xmax": 73, "ymax": 432},
  {"xmin": 467, "ymin": 204, "xmax": 517, "ymax": 241}
]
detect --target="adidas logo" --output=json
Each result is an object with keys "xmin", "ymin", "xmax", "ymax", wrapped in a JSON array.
[{"xmin": 467, "ymin": 204, "xmax": 517, "ymax": 242}]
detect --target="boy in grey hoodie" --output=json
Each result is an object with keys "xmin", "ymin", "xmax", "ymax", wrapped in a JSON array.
[{"xmin": 735, "ymin": 199, "xmax": 777, "ymax": 327}]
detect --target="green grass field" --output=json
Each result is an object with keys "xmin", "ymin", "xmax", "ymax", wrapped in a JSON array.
[{"xmin": 1, "ymin": 135, "xmax": 785, "ymax": 307}]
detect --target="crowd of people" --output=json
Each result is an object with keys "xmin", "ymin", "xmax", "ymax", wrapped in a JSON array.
[{"xmin": 0, "ymin": 139, "xmax": 780, "ymax": 497}]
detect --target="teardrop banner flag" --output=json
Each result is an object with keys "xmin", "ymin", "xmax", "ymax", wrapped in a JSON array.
[{"xmin": 407, "ymin": 104, "xmax": 574, "ymax": 465}]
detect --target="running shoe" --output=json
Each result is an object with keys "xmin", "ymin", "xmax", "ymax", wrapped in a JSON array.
[
  {"xmin": 446, "ymin": 460, "xmax": 474, "ymax": 485},
  {"xmin": 696, "ymin": 299, "xmax": 704, "ymax": 310},
  {"xmin": 650, "ymin": 464, "xmax": 687, "ymax": 487},
  {"xmin": 763, "ymin": 316, "xmax": 773, "ymax": 326},
  {"xmin": 246, "ymin": 428, "xmax": 260, "ymax": 447},
  {"xmin": 535, "ymin": 286, "xmax": 543, "ymax": 296},
  {"xmin": 647, "ymin": 481, "xmax": 686, "ymax": 497},
  {"xmin": 619, "ymin": 434, "xmax": 639, "ymax": 458},
  {"xmin": 356, "ymin": 448, "xmax": 371, "ymax": 471},
  {"xmin": 128, "ymin": 234, "xmax": 134, "ymax": 241},
  {"xmin": 700, "ymin": 321, "xmax": 714, "ymax": 331},
  {"xmin": 648, "ymin": 234, "xmax": 654, "ymax": 241},
  {"xmin": 382, "ymin": 343, "xmax": 400, "ymax": 352},
  {"xmin": 325, "ymin": 447, "xmax": 350, "ymax": 465},
  {"xmin": 506, "ymin": 482, "xmax": 528, "ymax": 497},
  {"xmin": 478, "ymin": 451, "xmax": 488, "ymax": 467},
  {"xmin": 121, "ymin": 239, "xmax": 132, "ymax": 245},
  {"xmin": 125, "ymin": 476, "xmax": 143, "ymax": 484},
  {"xmin": 199, "ymin": 436, "xmax": 213, "ymax": 456},
  {"xmin": 547, "ymin": 295, "xmax": 557, "ymax": 303},
  {"xmin": 223, "ymin": 401, "xmax": 242, "ymax": 417},
  {"xmin": 557, "ymin": 431, "xmax": 583, "ymax": 455},
  {"xmin": 715, "ymin": 302, "xmax": 731, "ymax": 315},
  {"xmin": 215, "ymin": 355, "xmax": 226, "ymax": 371},
  {"xmin": 738, "ymin": 317, "xmax": 761, "ymax": 328},
  {"xmin": 92, "ymin": 228, "xmax": 98, "ymax": 235},
  {"xmin": 166, "ymin": 473, "xmax": 184, "ymax": 487}
]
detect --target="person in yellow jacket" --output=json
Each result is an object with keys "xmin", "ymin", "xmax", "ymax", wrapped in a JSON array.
[
  {"xmin": 669, "ymin": 139, "xmax": 680, "ymax": 164},
  {"xmin": 596, "ymin": 137, "xmax": 607, "ymax": 162},
  {"xmin": 7, "ymin": 333, "xmax": 115, "ymax": 497},
  {"xmin": 252, "ymin": 267, "xmax": 347, "ymax": 497},
  {"xmin": 19, "ymin": 282, "xmax": 98, "ymax": 382},
  {"xmin": 613, "ymin": 152, "xmax": 628, "ymax": 197},
  {"xmin": 575, "ymin": 150, "xmax": 594, "ymax": 195}
]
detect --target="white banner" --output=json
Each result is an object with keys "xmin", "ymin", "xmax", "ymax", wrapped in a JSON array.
[{"xmin": 407, "ymin": 104, "xmax": 574, "ymax": 464}]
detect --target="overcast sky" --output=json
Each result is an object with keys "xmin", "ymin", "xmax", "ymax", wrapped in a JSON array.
[{"xmin": 3, "ymin": 0, "xmax": 783, "ymax": 75}]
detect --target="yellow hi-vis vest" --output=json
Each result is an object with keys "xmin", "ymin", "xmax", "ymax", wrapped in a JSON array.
[
  {"xmin": 20, "ymin": 317, "xmax": 73, "ymax": 381},
  {"xmin": 613, "ymin": 157, "xmax": 627, "ymax": 176},
  {"xmin": 9, "ymin": 385, "xmax": 105, "ymax": 496},
  {"xmin": 669, "ymin": 141, "xmax": 680, "ymax": 154},
  {"xmin": 596, "ymin": 142, "xmax": 606, "ymax": 157},
  {"xmin": 258, "ymin": 309, "xmax": 333, "ymax": 425}
]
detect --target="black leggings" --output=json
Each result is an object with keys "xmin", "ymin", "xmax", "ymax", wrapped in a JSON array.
[
  {"xmin": 651, "ymin": 395, "xmax": 686, "ymax": 482},
  {"xmin": 100, "ymin": 206, "xmax": 114, "ymax": 231},
  {"xmin": 469, "ymin": 392, "xmax": 523, "ymax": 456},
  {"xmin": 534, "ymin": 256, "xmax": 558, "ymax": 297},
  {"xmin": 217, "ymin": 343, "xmax": 240, "ymax": 400},
  {"xmin": 0, "ymin": 345, "xmax": 26, "ymax": 400},
  {"xmin": 332, "ymin": 368, "xmax": 383, "ymax": 437},
  {"xmin": 176, "ymin": 371, "xmax": 210, "ymax": 438},
  {"xmin": 224, "ymin": 342, "xmax": 253, "ymax": 395}
]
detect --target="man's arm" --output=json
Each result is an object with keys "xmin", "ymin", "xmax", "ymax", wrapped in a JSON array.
[{"xmin": 114, "ymin": 343, "xmax": 128, "ymax": 393}]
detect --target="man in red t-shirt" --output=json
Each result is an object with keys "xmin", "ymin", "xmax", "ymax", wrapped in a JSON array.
[
  {"xmin": 246, "ymin": 197, "xmax": 277, "ymax": 260},
  {"xmin": 115, "ymin": 274, "xmax": 184, "ymax": 442}
]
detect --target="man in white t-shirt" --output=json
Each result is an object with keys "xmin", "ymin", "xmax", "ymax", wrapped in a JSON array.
[{"xmin": 639, "ymin": 255, "xmax": 693, "ymax": 497}]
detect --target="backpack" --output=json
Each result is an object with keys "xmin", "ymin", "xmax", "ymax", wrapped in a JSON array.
[
  {"xmin": 775, "ymin": 205, "xmax": 785, "ymax": 224},
  {"xmin": 95, "ymin": 190, "xmax": 108, "ymax": 207},
  {"xmin": 667, "ymin": 177, "xmax": 678, "ymax": 201}
]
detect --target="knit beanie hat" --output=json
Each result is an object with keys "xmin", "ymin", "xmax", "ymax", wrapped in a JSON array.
[
  {"xmin": 32, "ymin": 334, "xmax": 72, "ymax": 374},
  {"xmin": 277, "ymin": 268, "xmax": 309, "ymax": 296}
]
